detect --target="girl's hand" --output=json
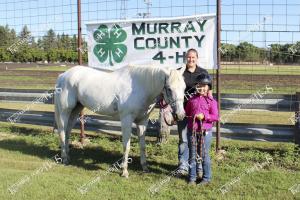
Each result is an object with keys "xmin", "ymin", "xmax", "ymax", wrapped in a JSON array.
[{"xmin": 196, "ymin": 113, "xmax": 205, "ymax": 120}]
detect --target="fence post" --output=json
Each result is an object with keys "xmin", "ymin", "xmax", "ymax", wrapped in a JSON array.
[
  {"xmin": 77, "ymin": 0, "xmax": 85, "ymax": 143},
  {"xmin": 295, "ymin": 92, "xmax": 300, "ymax": 146},
  {"xmin": 216, "ymin": 0, "xmax": 222, "ymax": 152}
]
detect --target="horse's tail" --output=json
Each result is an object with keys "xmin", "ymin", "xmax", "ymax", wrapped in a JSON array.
[
  {"xmin": 54, "ymin": 70, "xmax": 79, "ymax": 129},
  {"xmin": 54, "ymin": 73, "xmax": 66, "ymax": 129}
]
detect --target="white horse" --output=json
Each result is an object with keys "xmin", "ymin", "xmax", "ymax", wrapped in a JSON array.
[{"xmin": 54, "ymin": 65, "xmax": 186, "ymax": 177}]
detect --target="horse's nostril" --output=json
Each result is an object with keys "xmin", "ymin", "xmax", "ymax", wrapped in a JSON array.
[{"xmin": 177, "ymin": 113, "xmax": 185, "ymax": 120}]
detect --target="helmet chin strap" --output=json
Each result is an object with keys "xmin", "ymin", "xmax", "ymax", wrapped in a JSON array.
[
  {"xmin": 196, "ymin": 85, "xmax": 208, "ymax": 95},
  {"xmin": 196, "ymin": 88, "xmax": 205, "ymax": 94}
]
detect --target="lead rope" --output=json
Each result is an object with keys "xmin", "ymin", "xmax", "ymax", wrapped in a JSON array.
[
  {"xmin": 192, "ymin": 116, "xmax": 206, "ymax": 164},
  {"xmin": 159, "ymin": 98, "xmax": 176, "ymax": 126}
]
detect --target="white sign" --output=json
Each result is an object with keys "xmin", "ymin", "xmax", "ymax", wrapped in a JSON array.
[{"xmin": 87, "ymin": 14, "xmax": 217, "ymax": 70}]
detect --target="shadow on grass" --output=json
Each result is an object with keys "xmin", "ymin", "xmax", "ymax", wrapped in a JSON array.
[
  {"xmin": 220, "ymin": 145, "xmax": 299, "ymax": 157},
  {"xmin": 0, "ymin": 131, "xmax": 179, "ymax": 176},
  {"xmin": 6, "ymin": 125, "xmax": 50, "ymax": 136}
]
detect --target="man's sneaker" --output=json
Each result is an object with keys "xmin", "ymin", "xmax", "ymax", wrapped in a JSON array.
[
  {"xmin": 197, "ymin": 180, "xmax": 210, "ymax": 186},
  {"xmin": 188, "ymin": 180, "xmax": 196, "ymax": 185}
]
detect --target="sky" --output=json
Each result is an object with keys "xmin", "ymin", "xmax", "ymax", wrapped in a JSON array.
[{"xmin": 0, "ymin": 0, "xmax": 299, "ymax": 47}]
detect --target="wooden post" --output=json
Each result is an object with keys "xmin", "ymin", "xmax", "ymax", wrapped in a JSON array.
[
  {"xmin": 216, "ymin": 0, "xmax": 221, "ymax": 152},
  {"xmin": 295, "ymin": 92, "xmax": 300, "ymax": 146},
  {"xmin": 77, "ymin": 0, "xmax": 85, "ymax": 143}
]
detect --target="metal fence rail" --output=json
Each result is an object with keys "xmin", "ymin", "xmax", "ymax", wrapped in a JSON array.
[
  {"xmin": 0, "ymin": 89, "xmax": 297, "ymax": 111},
  {"xmin": 0, "ymin": 89, "xmax": 297, "ymax": 142},
  {"xmin": 0, "ymin": 108, "xmax": 294, "ymax": 142}
]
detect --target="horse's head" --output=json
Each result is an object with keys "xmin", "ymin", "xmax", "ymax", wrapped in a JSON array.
[{"xmin": 162, "ymin": 68, "xmax": 186, "ymax": 120}]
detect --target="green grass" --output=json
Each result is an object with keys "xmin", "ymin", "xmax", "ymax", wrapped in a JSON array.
[
  {"xmin": 0, "ymin": 102, "xmax": 54, "ymax": 112},
  {"xmin": 14, "ymin": 66, "xmax": 71, "ymax": 71},
  {"xmin": 0, "ymin": 85, "xmax": 54, "ymax": 90},
  {"xmin": 1, "ymin": 64, "xmax": 300, "ymax": 94},
  {"xmin": 0, "ymin": 122, "xmax": 299, "ymax": 200},
  {"xmin": 18, "ymin": 64, "xmax": 298, "ymax": 74},
  {"xmin": 0, "ymin": 76, "xmax": 56, "ymax": 82},
  {"xmin": 208, "ymin": 65, "xmax": 300, "ymax": 75},
  {"xmin": 220, "ymin": 110, "xmax": 295, "ymax": 125},
  {"xmin": 217, "ymin": 86, "xmax": 300, "ymax": 95},
  {"xmin": 0, "ymin": 102, "xmax": 294, "ymax": 125},
  {"xmin": 14, "ymin": 64, "xmax": 300, "ymax": 75}
]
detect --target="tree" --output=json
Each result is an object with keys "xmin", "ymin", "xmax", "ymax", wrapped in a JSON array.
[
  {"xmin": 19, "ymin": 25, "xmax": 31, "ymax": 39},
  {"xmin": 0, "ymin": 25, "xmax": 16, "ymax": 47},
  {"xmin": 43, "ymin": 29, "xmax": 57, "ymax": 51},
  {"xmin": 0, "ymin": 48, "xmax": 11, "ymax": 61},
  {"xmin": 57, "ymin": 33, "xmax": 73, "ymax": 49},
  {"xmin": 236, "ymin": 42, "xmax": 262, "ymax": 62},
  {"xmin": 220, "ymin": 43, "xmax": 237, "ymax": 61},
  {"xmin": 270, "ymin": 44, "xmax": 283, "ymax": 64}
]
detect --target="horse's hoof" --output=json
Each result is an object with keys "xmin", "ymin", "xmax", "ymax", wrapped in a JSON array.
[
  {"xmin": 142, "ymin": 165, "xmax": 150, "ymax": 173},
  {"xmin": 121, "ymin": 171, "xmax": 129, "ymax": 178},
  {"xmin": 62, "ymin": 158, "xmax": 69, "ymax": 165}
]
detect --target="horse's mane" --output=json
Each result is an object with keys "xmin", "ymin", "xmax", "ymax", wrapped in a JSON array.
[
  {"xmin": 127, "ymin": 64, "xmax": 166, "ymax": 76},
  {"xmin": 167, "ymin": 68, "xmax": 184, "ymax": 86},
  {"xmin": 86, "ymin": 64, "xmax": 183, "ymax": 82},
  {"xmin": 84, "ymin": 64, "xmax": 183, "ymax": 89},
  {"xmin": 124, "ymin": 64, "xmax": 184, "ymax": 88}
]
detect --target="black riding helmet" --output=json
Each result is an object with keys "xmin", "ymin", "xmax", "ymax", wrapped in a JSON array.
[{"xmin": 195, "ymin": 73, "xmax": 212, "ymax": 89}]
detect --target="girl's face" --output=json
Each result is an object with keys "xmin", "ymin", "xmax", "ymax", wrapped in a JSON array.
[
  {"xmin": 186, "ymin": 51, "xmax": 198, "ymax": 68},
  {"xmin": 196, "ymin": 83, "xmax": 209, "ymax": 95}
]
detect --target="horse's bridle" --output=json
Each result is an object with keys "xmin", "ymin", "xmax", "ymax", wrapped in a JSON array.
[
  {"xmin": 159, "ymin": 98, "xmax": 177, "ymax": 126},
  {"xmin": 160, "ymin": 84, "xmax": 179, "ymax": 126}
]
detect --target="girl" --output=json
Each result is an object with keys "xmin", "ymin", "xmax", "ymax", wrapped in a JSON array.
[
  {"xmin": 177, "ymin": 48, "xmax": 210, "ymax": 176},
  {"xmin": 185, "ymin": 73, "xmax": 219, "ymax": 185}
]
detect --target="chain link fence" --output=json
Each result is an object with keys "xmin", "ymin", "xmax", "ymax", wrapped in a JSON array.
[{"xmin": 0, "ymin": 0, "xmax": 299, "ymax": 141}]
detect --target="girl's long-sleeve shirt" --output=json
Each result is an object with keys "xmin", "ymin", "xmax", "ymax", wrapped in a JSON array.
[{"xmin": 185, "ymin": 94, "xmax": 219, "ymax": 131}]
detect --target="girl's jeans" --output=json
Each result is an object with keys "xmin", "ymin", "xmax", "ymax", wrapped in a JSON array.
[{"xmin": 187, "ymin": 128, "xmax": 212, "ymax": 182}]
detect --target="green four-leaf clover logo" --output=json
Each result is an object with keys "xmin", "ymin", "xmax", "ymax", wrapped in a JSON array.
[{"xmin": 93, "ymin": 24, "xmax": 127, "ymax": 66}]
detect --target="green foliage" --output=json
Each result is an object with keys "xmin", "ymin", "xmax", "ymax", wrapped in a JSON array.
[
  {"xmin": 220, "ymin": 42, "xmax": 300, "ymax": 64},
  {"xmin": 0, "ymin": 25, "xmax": 87, "ymax": 63},
  {"xmin": 0, "ymin": 25, "xmax": 298, "ymax": 64}
]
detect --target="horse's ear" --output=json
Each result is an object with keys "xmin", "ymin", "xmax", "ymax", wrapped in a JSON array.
[{"xmin": 178, "ymin": 65, "xmax": 186, "ymax": 75}]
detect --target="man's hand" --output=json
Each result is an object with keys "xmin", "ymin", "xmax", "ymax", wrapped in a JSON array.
[{"xmin": 196, "ymin": 113, "xmax": 205, "ymax": 120}]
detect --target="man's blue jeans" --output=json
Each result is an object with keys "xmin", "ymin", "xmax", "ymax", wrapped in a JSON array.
[
  {"xmin": 177, "ymin": 118, "xmax": 189, "ymax": 171},
  {"xmin": 187, "ymin": 129, "xmax": 212, "ymax": 182}
]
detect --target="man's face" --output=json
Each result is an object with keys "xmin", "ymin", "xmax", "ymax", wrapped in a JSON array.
[{"xmin": 186, "ymin": 51, "xmax": 198, "ymax": 68}]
